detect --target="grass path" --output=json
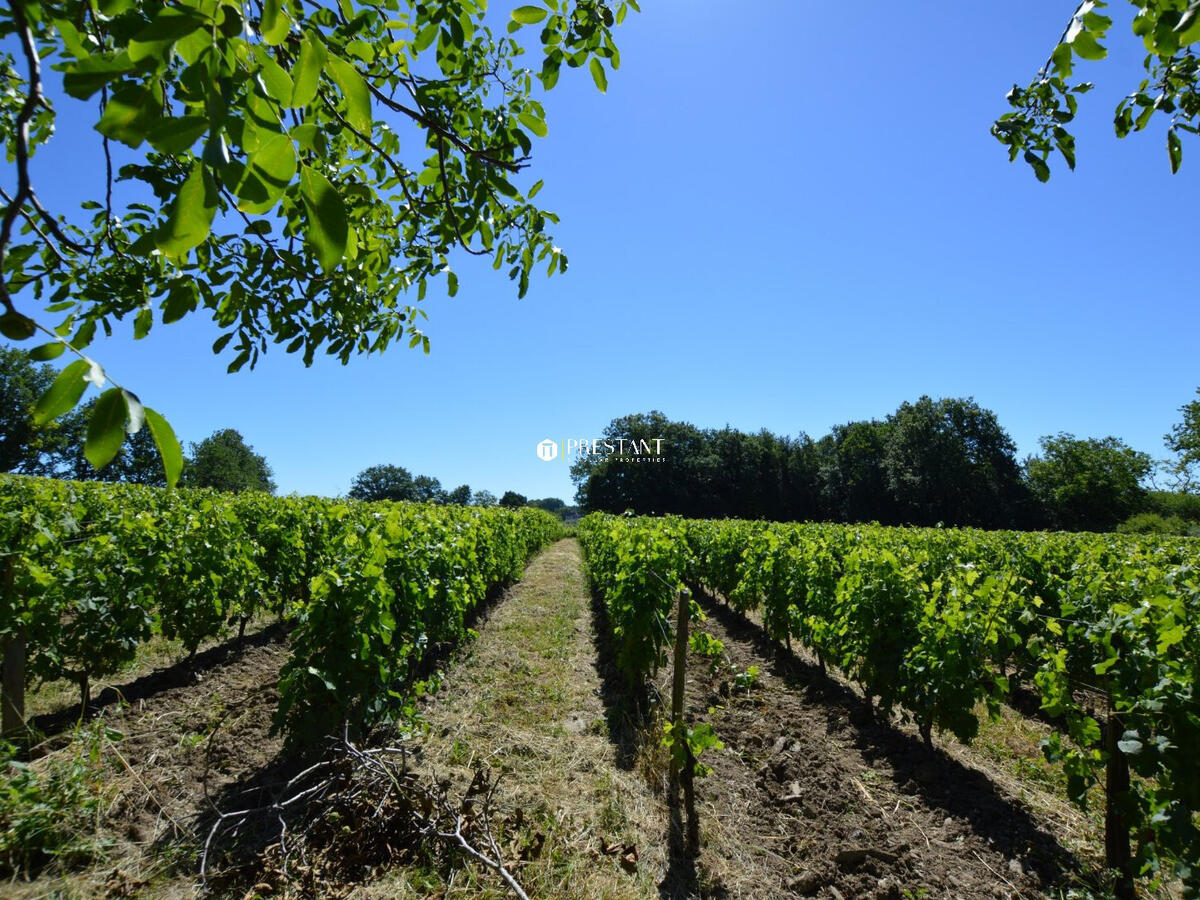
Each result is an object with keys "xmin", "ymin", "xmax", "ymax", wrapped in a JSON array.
[{"xmin": 366, "ymin": 538, "xmax": 667, "ymax": 899}]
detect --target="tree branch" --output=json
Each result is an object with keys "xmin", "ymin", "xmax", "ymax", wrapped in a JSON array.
[
  {"xmin": 0, "ymin": 0, "xmax": 44, "ymax": 315},
  {"xmin": 363, "ymin": 82, "xmax": 529, "ymax": 174}
]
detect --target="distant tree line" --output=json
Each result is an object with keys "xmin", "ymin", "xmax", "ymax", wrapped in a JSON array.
[
  {"xmin": 571, "ymin": 395, "xmax": 1200, "ymax": 535},
  {"xmin": 346, "ymin": 463, "xmax": 576, "ymax": 517},
  {"xmin": 2, "ymin": 348, "xmax": 275, "ymax": 494}
]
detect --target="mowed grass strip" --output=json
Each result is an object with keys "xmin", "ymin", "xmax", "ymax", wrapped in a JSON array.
[{"xmin": 365, "ymin": 538, "xmax": 665, "ymax": 900}]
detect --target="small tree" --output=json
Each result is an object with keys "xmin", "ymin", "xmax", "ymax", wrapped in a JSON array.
[
  {"xmin": 348, "ymin": 464, "xmax": 414, "ymax": 502},
  {"xmin": 1026, "ymin": 434, "xmax": 1151, "ymax": 532},
  {"xmin": 499, "ymin": 490, "xmax": 527, "ymax": 509},
  {"xmin": 473, "ymin": 490, "xmax": 498, "ymax": 508},
  {"xmin": 1165, "ymin": 388, "xmax": 1200, "ymax": 490},
  {"xmin": 411, "ymin": 474, "xmax": 444, "ymax": 504},
  {"xmin": 184, "ymin": 429, "xmax": 275, "ymax": 494},
  {"xmin": 444, "ymin": 484, "xmax": 472, "ymax": 506}
]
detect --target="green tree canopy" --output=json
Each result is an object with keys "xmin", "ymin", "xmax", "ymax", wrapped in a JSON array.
[
  {"xmin": 411, "ymin": 474, "xmax": 444, "ymax": 504},
  {"xmin": 816, "ymin": 420, "xmax": 895, "ymax": 525},
  {"xmin": 0, "ymin": 345, "xmax": 55, "ymax": 474},
  {"xmin": 0, "ymin": 0, "xmax": 634, "ymax": 483},
  {"xmin": 1165, "ymin": 387, "xmax": 1200, "ymax": 489},
  {"xmin": 183, "ymin": 428, "xmax": 275, "ymax": 493},
  {"xmin": 498, "ymin": 490, "xmax": 527, "ymax": 508},
  {"xmin": 472, "ymin": 489, "xmax": 497, "ymax": 507},
  {"xmin": 348, "ymin": 463, "xmax": 414, "ymax": 502},
  {"xmin": 882, "ymin": 396, "xmax": 1027, "ymax": 529},
  {"xmin": 444, "ymin": 483, "xmax": 472, "ymax": 505},
  {"xmin": 1026, "ymin": 433, "xmax": 1152, "ymax": 531}
]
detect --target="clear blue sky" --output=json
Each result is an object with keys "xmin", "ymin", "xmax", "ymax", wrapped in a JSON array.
[{"xmin": 7, "ymin": 1, "xmax": 1199, "ymax": 501}]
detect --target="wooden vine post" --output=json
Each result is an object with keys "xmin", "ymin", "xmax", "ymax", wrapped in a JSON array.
[
  {"xmin": 668, "ymin": 586, "xmax": 699, "ymax": 856},
  {"xmin": 1, "ymin": 557, "xmax": 26, "ymax": 737},
  {"xmin": 1105, "ymin": 694, "xmax": 1134, "ymax": 899}
]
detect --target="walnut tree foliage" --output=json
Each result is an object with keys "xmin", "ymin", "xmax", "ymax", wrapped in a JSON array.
[
  {"xmin": 995, "ymin": 0, "xmax": 1200, "ymax": 179},
  {"xmin": 0, "ymin": 0, "xmax": 634, "ymax": 485}
]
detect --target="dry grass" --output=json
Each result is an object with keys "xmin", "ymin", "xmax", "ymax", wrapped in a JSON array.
[
  {"xmin": 24, "ymin": 612, "xmax": 278, "ymax": 721},
  {"xmin": 364, "ymin": 538, "xmax": 668, "ymax": 900}
]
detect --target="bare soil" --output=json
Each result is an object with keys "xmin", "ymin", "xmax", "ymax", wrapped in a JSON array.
[
  {"xmin": 670, "ymin": 592, "xmax": 1087, "ymax": 899},
  {"xmin": 11, "ymin": 628, "xmax": 290, "ymax": 898}
]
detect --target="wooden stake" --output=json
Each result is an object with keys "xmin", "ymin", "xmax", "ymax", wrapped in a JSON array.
[
  {"xmin": 667, "ymin": 587, "xmax": 699, "ymax": 855},
  {"xmin": 2, "ymin": 559, "xmax": 25, "ymax": 737},
  {"xmin": 668, "ymin": 587, "xmax": 689, "ymax": 798},
  {"xmin": 1105, "ymin": 706, "xmax": 1134, "ymax": 899}
]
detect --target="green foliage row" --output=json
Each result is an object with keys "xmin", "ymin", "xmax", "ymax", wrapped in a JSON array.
[
  {"xmin": 579, "ymin": 512, "xmax": 1200, "ymax": 893},
  {"xmin": 0, "ymin": 475, "xmax": 562, "ymax": 742},
  {"xmin": 576, "ymin": 513, "xmax": 689, "ymax": 686}
]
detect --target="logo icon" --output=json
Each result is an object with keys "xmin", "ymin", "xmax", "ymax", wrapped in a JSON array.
[{"xmin": 536, "ymin": 439, "xmax": 559, "ymax": 462}]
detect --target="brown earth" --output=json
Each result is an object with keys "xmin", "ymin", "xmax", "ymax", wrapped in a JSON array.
[
  {"xmin": 668, "ymin": 591, "xmax": 1088, "ymax": 899},
  {"xmin": 10, "ymin": 629, "xmax": 290, "ymax": 899}
]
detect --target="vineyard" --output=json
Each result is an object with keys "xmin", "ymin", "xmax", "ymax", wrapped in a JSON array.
[
  {"xmin": 578, "ymin": 513, "xmax": 1200, "ymax": 897},
  {"xmin": 0, "ymin": 475, "xmax": 563, "ymax": 743},
  {"xmin": 3, "ymin": 476, "xmax": 1200, "ymax": 898}
]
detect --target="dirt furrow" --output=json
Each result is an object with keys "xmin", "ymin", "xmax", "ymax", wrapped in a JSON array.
[{"xmin": 680, "ymin": 593, "xmax": 1077, "ymax": 900}]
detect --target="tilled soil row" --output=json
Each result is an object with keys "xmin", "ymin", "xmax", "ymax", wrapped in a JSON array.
[{"xmin": 680, "ymin": 593, "xmax": 1077, "ymax": 900}]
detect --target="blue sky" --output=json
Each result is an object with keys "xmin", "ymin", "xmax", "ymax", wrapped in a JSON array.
[{"xmin": 6, "ymin": 1, "xmax": 1199, "ymax": 501}]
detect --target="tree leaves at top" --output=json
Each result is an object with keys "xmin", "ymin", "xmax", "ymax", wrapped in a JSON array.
[
  {"xmin": 996, "ymin": 0, "xmax": 1200, "ymax": 178},
  {"xmin": 0, "ymin": 0, "xmax": 635, "ymax": 484}
]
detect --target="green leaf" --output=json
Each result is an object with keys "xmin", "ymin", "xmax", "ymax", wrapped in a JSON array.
[
  {"xmin": 236, "ymin": 131, "xmax": 298, "ymax": 213},
  {"xmin": 447, "ymin": 270, "xmax": 458, "ymax": 297},
  {"xmin": 129, "ymin": 7, "xmax": 207, "ymax": 61},
  {"xmin": 327, "ymin": 54, "xmax": 373, "ymax": 131},
  {"xmin": 1168, "ymin": 128, "xmax": 1183, "ymax": 173},
  {"xmin": 0, "ymin": 312, "xmax": 36, "ymax": 341},
  {"xmin": 33, "ymin": 360, "xmax": 90, "ymax": 424},
  {"xmin": 61, "ymin": 53, "xmax": 137, "ymax": 100},
  {"xmin": 253, "ymin": 45, "xmax": 295, "ymax": 106},
  {"xmin": 145, "ymin": 409, "xmax": 182, "ymax": 489},
  {"xmin": 291, "ymin": 34, "xmax": 328, "ymax": 107},
  {"xmin": 146, "ymin": 116, "xmax": 209, "ymax": 154},
  {"xmin": 52, "ymin": 18, "xmax": 91, "ymax": 59},
  {"xmin": 1023, "ymin": 150, "xmax": 1050, "ymax": 182},
  {"xmin": 1071, "ymin": 31, "xmax": 1107, "ymax": 61},
  {"xmin": 162, "ymin": 281, "xmax": 197, "ymax": 324},
  {"xmin": 260, "ymin": 0, "xmax": 292, "ymax": 45},
  {"xmin": 122, "ymin": 389, "xmax": 145, "ymax": 434},
  {"xmin": 1179, "ymin": 5, "xmax": 1200, "ymax": 45},
  {"xmin": 85, "ymin": 388, "xmax": 128, "ymax": 470},
  {"xmin": 518, "ymin": 112, "xmax": 548, "ymax": 137},
  {"xmin": 96, "ymin": 84, "xmax": 161, "ymax": 148},
  {"xmin": 156, "ymin": 163, "xmax": 218, "ymax": 256},
  {"xmin": 134, "ymin": 308, "xmax": 153, "ymax": 340},
  {"xmin": 589, "ymin": 57, "xmax": 607, "ymax": 93},
  {"xmin": 28, "ymin": 341, "xmax": 65, "ymax": 361},
  {"xmin": 511, "ymin": 5, "xmax": 548, "ymax": 24},
  {"xmin": 299, "ymin": 165, "xmax": 349, "ymax": 271},
  {"xmin": 1081, "ymin": 11, "xmax": 1112, "ymax": 35}
]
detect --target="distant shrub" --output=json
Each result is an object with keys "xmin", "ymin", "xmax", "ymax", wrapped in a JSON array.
[
  {"xmin": 1143, "ymin": 490, "xmax": 1200, "ymax": 523},
  {"xmin": 1117, "ymin": 512, "xmax": 1199, "ymax": 536}
]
